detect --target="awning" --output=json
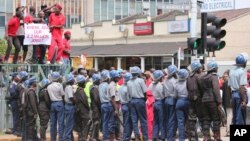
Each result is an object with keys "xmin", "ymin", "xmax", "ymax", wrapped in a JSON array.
[{"xmin": 71, "ymin": 42, "xmax": 187, "ymax": 57}]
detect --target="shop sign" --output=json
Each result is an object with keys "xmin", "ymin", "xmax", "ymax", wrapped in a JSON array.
[
  {"xmin": 168, "ymin": 20, "xmax": 190, "ymax": 33},
  {"xmin": 134, "ymin": 22, "xmax": 154, "ymax": 35}
]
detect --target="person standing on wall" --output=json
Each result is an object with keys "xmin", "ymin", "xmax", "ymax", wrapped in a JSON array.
[{"xmin": 47, "ymin": 3, "xmax": 65, "ymax": 64}]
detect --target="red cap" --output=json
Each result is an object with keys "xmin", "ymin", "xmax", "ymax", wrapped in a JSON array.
[
  {"xmin": 55, "ymin": 3, "xmax": 62, "ymax": 11},
  {"xmin": 64, "ymin": 31, "xmax": 71, "ymax": 35}
]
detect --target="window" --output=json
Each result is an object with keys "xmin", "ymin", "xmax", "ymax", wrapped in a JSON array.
[
  {"xmin": 129, "ymin": 0, "xmax": 136, "ymax": 15},
  {"xmin": 108, "ymin": 0, "xmax": 115, "ymax": 20},
  {"xmin": 136, "ymin": 0, "xmax": 143, "ymax": 13},
  {"xmin": 122, "ymin": 0, "xmax": 129, "ymax": 18},
  {"xmin": 101, "ymin": 0, "xmax": 108, "ymax": 20},
  {"xmin": 94, "ymin": 0, "xmax": 101, "ymax": 21},
  {"xmin": 150, "ymin": 0, "xmax": 156, "ymax": 16},
  {"xmin": 115, "ymin": 0, "xmax": 122, "ymax": 20}
]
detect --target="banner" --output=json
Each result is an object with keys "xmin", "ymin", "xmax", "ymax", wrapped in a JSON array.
[
  {"xmin": 24, "ymin": 23, "xmax": 52, "ymax": 45},
  {"xmin": 200, "ymin": 0, "xmax": 235, "ymax": 13}
]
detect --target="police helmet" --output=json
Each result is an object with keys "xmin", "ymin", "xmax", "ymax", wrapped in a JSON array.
[
  {"xmin": 153, "ymin": 70, "xmax": 164, "ymax": 81},
  {"xmin": 92, "ymin": 73, "xmax": 101, "ymax": 82},
  {"xmin": 50, "ymin": 71, "xmax": 61, "ymax": 81},
  {"xmin": 167, "ymin": 65, "xmax": 178, "ymax": 76},
  {"xmin": 177, "ymin": 69, "xmax": 189, "ymax": 80},
  {"xmin": 39, "ymin": 78, "xmax": 50, "ymax": 88},
  {"xmin": 124, "ymin": 72, "xmax": 132, "ymax": 82},
  {"xmin": 236, "ymin": 52, "xmax": 249, "ymax": 65},
  {"xmin": 17, "ymin": 71, "xmax": 28, "ymax": 80},
  {"xmin": 101, "ymin": 70, "xmax": 110, "ymax": 80},
  {"xmin": 207, "ymin": 61, "xmax": 218, "ymax": 71},
  {"xmin": 191, "ymin": 61, "xmax": 202, "ymax": 72},
  {"xmin": 110, "ymin": 70, "xmax": 120, "ymax": 79},
  {"xmin": 76, "ymin": 75, "xmax": 86, "ymax": 84},
  {"xmin": 65, "ymin": 73, "xmax": 75, "ymax": 83}
]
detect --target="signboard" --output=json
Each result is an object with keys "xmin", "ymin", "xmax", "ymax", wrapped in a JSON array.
[
  {"xmin": 168, "ymin": 20, "xmax": 190, "ymax": 33},
  {"xmin": 134, "ymin": 22, "xmax": 154, "ymax": 35},
  {"xmin": 200, "ymin": 0, "xmax": 235, "ymax": 13},
  {"xmin": 234, "ymin": 0, "xmax": 250, "ymax": 9},
  {"xmin": 24, "ymin": 23, "xmax": 52, "ymax": 45}
]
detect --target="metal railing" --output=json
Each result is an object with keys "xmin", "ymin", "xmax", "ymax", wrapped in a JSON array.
[{"xmin": 0, "ymin": 63, "xmax": 71, "ymax": 131}]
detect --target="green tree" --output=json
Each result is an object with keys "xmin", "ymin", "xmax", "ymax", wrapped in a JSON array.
[{"xmin": 0, "ymin": 39, "xmax": 7, "ymax": 55}]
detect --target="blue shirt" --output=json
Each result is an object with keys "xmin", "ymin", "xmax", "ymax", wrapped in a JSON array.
[
  {"xmin": 175, "ymin": 80, "xmax": 188, "ymax": 98},
  {"xmin": 99, "ymin": 82, "xmax": 110, "ymax": 103},
  {"xmin": 118, "ymin": 84, "xmax": 131, "ymax": 104},
  {"xmin": 127, "ymin": 77, "xmax": 147, "ymax": 98},
  {"xmin": 164, "ymin": 77, "xmax": 177, "ymax": 98},
  {"xmin": 228, "ymin": 67, "xmax": 248, "ymax": 91},
  {"xmin": 149, "ymin": 82, "xmax": 164, "ymax": 100}
]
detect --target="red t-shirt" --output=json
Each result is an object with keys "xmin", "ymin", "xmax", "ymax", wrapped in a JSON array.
[
  {"xmin": 24, "ymin": 15, "xmax": 34, "ymax": 23},
  {"xmin": 49, "ymin": 13, "xmax": 65, "ymax": 37},
  {"xmin": 62, "ymin": 39, "xmax": 71, "ymax": 59},
  {"xmin": 7, "ymin": 16, "xmax": 20, "ymax": 36}
]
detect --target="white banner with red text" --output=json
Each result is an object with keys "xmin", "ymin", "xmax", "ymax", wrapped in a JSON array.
[{"xmin": 24, "ymin": 23, "xmax": 52, "ymax": 45}]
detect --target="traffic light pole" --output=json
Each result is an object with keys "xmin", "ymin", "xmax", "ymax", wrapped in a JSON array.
[
  {"xmin": 190, "ymin": 0, "xmax": 198, "ymax": 63},
  {"xmin": 201, "ymin": 13, "xmax": 207, "ymax": 55}
]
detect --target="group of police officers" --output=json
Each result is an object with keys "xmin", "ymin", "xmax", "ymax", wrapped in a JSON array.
[{"xmin": 5, "ymin": 52, "xmax": 249, "ymax": 141}]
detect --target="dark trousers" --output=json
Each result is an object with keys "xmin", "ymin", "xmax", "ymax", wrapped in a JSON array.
[
  {"xmin": 25, "ymin": 116, "xmax": 38, "ymax": 141},
  {"xmin": 165, "ymin": 97, "xmax": 177, "ymax": 141},
  {"xmin": 39, "ymin": 109, "xmax": 50, "ymax": 140},
  {"xmin": 122, "ymin": 103, "xmax": 133, "ymax": 141},
  {"xmin": 101, "ymin": 102, "xmax": 115, "ymax": 140},
  {"xmin": 232, "ymin": 91, "xmax": 246, "ymax": 125},
  {"xmin": 10, "ymin": 100, "xmax": 21, "ymax": 134},
  {"xmin": 50, "ymin": 101, "xmax": 64, "ymax": 141},
  {"xmin": 176, "ymin": 97, "xmax": 189, "ymax": 141},
  {"xmin": 130, "ymin": 98, "xmax": 148, "ymax": 140},
  {"xmin": 153, "ymin": 100, "xmax": 165, "ymax": 140},
  {"xmin": 187, "ymin": 99, "xmax": 204, "ymax": 141},
  {"xmin": 202, "ymin": 101, "xmax": 220, "ymax": 138},
  {"xmin": 65, "ymin": 103, "xmax": 75, "ymax": 141},
  {"xmin": 32, "ymin": 45, "xmax": 47, "ymax": 64},
  {"xmin": 5, "ymin": 36, "xmax": 21, "ymax": 63}
]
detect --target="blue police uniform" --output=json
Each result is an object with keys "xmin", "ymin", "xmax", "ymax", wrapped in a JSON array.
[
  {"xmin": 150, "ymin": 82, "xmax": 165, "ymax": 140},
  {"xmin": 118, "ymin": 84, "xmax": 132, "ymax": 141},
  {"xmin": 127, "ymin": 76, "xmax": 148, "ymax": 140},
  {"xmin": 9, "ymin": 81, "xmax": 21, "ymax": 135},
  {"xmin": 99, "ymin": 81, "xmax": 114, "ymax": 140},
  {"xmin": 164, "ymin": 76, "xmax": 177, "ymax": 141},
  {"xmin": 229, "ymin": 67, "xmax": 248, "ymax": 125},
  {"xmin": 175, "ymin": 80, "xmax": 189, "ymax": 141}
]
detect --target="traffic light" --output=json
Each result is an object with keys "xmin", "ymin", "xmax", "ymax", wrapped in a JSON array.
[
  {"xmin": 201, "ymin": 13, "xmax": 227, "ymax": 56},
  {"xmin": 187, "ymin": 37, "xmax": 201, "ymax": 55}
]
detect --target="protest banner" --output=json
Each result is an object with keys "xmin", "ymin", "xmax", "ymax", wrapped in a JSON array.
[{"xmin": 24, "ymin": 23, "xmax": 52, "ymax": 45}]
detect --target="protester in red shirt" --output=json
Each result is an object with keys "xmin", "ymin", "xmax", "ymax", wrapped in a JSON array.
[
  {"xmin": 62, "ymin": 31, "xmax": 71, "ymax": 69},
  {"xmin": 4, "ymin": 11, "xmax": 23, "ymax": 64},
  {"xmin": 144, "ymin": 71, "xmax": 154, "ymax": 139},
  {"xmin": 47, "ymin": 4, "xmax": 65, "ymax": 64}
]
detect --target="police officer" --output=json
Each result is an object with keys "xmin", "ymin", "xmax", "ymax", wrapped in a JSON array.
[
  {"xmin": 23, "ymin": 77, "xmax": 38, "ymax": 141},
  {"xmin": 8, "ymin": 72, "xmax": 21, "ymax": 136},
  {"xmin": 118, "ymin": 72, "xmax": 133, "ymax": 141},
  {"xmin": 127, "ymin": 66, "xmax": 148, "ymax": 141},
  {"xmin": 64, "ymin": 73, "xmax": 75, "ymax": 141},
  {"xmin": 99, "ymin": 70, "xmax": 113, "ymax": 140},
  {"xmin": 75, "ymin": 75, "xmax": 90, "ymax": 141},
  {"xmin": 89, "ymin": 73, "xmax": 101, "ymax": 141},
  {"xmin": 151, "ymin": 70, "xmax": 165, "ymax": 141},
  {"xmin": 38, "ymin": 79, "xmax": 51, "ymax": 141},
  {"xmin": 47, "ymin": 72, "xmax": 65, "ymax": 141},
  {"xmin": 198, "ymin": 61, "xmax": 222, "ymax": 141},
  {"xmin": 16, "ymin": 71, "xmax": 29, "ymax": 139},
  {"xmin": 164, "ymin": 65, "xmax": 178, "ymax": 141},
  {"xmin": 229, "ymin": 53, "xmax": 249, "ymax": 125},
  {"xmin": 109, "ymin": 70, "xmax": 121, "ymax": 140},
  {"xmin": 175, "ymin": 69, "xmax": 189, "ymax": 141},
  {"xmin": 186, "ymin": 61, "xmax": 204, "ymax": 141}
]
